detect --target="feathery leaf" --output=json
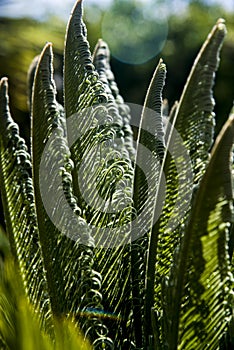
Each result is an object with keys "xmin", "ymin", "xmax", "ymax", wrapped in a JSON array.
[
  {"xmin": 150, "ymin": 21, "xmax": 227, "ymax": 340},
  {"xmin": 166, "ymin": 113, "xmax": 234, "ymax": 349},
  {"xmin": 0, "ymin": 78, "xmax": 53, "ymax": 333}
]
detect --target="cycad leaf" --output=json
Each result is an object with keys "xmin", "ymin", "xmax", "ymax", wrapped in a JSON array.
[
  {"xmin": 150, "ymin": 19, "xmax": 227, "ymax": 328},
  {"xmin": 82, "ymin": 37, "xmax": 137, "ymax": 347},
  {"xmin": 0, "ymin": 78, "xmax": 53, "ymax": 332},
  {"xmin": 27, "ymin": 54, "xmax": 40, "ymax": 110},
  {"xmin": 166, "ymin": 114, "xmax": 234, "ymax": 349},
  {"xmin": 64, "ymin": 1, "xmax": 133, "ymax": 245},
  {"xmin": 134, "ymin": 58, "xmax": 166, "ymax": 218},
  {"xmin": 64, "ymin": 6, "xmax": 136, "ymax": 345},
  {"xmin": 64, "ymin": 0, "xmax": 107, "ymax": 119},
  {"xmin": 94, "ymin": 40, "xmax": 166, "ymax": 347},
  {"xmin": 64, "ymin": 0, "xmax": 112, "ymax": 213},
  {"xmin": 31, "ymin": 42, "xmax": 112, "ymax": 346},
  {"xmin": 130, "ymin": 60, "xmax": 166, "ymax": 347},
  {"xmin": 64, "ymin": 0, "xmax": 133, "ymax": 235},
  {"xmin": 173, "ymin": 19, "xmax": 227, "ymax": 183},
  {"xmin": 92, "ymin": 39, "xmax": 142, "ymax": 348},
  {"xmin": 32, "ymin": 42, "xmax": 70, "ymax": 316},
  {"xmin": 92, "ymin": 38, "xmax": 135, "ymax": 159},
  {"xmin": 164, "ymin": 100, "xmax": 178, "ymax": 142}
]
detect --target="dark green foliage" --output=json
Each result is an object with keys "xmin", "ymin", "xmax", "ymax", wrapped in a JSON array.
[
  {"xmin": 0, "ymin": 0, "xmax": 233, "ymax": 349},
  {"xmin": 0, "ymin": 77, "xmax": 53, "ymax": 333}
]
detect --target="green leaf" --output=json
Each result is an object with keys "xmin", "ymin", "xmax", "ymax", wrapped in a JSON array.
[
  {"xmin": 93, "ymin": 39, "xmax": 135, "ymax": 159},
  {"xmin": 32, "ymin": 42, "xmax": 114, "ymax": 347},
  {"xmin": 166, "ymin": 114, "xmax": 234, "ymax": 349},
  {"xmin": 131, "ymin": 59, "xmax": 167, "ymax": 347},
  {"xmin": 149, "ymin": 20, "xmax": 227, "ymax": 342},
  {"xmin": 173, "ymin": 18, "xmax": 227, "ymax": 183},
  {"xmin": 92, "ymin": 38, "xmax": 140, "ymax": 347},
  {"xmin": 64, "ymin": 6, "xmax": 135, "ymax": 345},
  {"xmin": 0, "ymin": 259, "xmax": 92, "ymax": 350},
  {"xmin": 0, "ymin": 77, "xmax": 53, "ymax": 333},
  {"xmin": 27, "ymin": 54, "xmax": 40, "ymax": 111},
  {"xmin": 64, "ymin": 0, "xmax": 114, "ymax": 214},
  {"xmin": 32, "ymin": 42, "xmax": 70, "ymax": 316},
  {"xmin": 134, "ymin": 58, "xmax": 166, "ymax": 217},
  {"xmin": 64, "ymin": 0, "xmax": 107, "ymax": 118}
]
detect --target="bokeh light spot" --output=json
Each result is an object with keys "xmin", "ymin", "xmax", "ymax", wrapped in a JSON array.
[{"xmin": 101, "ymin": 0, "xmax": 168, "ymax": 65}]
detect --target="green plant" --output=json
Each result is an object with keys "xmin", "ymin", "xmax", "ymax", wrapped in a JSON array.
[{"xmin": 0, "ymin": 0, "xmax": 234, "ymax": 349}]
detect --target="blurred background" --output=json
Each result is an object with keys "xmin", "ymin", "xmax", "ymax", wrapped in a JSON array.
[{"xmin": 0, "ymin": 0, "xmax": 233, "ymax": 227}]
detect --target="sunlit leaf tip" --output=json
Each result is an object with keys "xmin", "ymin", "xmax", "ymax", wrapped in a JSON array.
[
  {"xmin": 143, "ymin": 58, "xmax": 166, "ymax": 114},
  {"xmin": 216, "ymin": 18, "xmax": 226, "ymax": 30},
  {"xmin": 0, "ymin": 77, "xmax": 10, "ymax": 125},
  {"xmin": 34, "ymin": 42, "xmax": 53, "ymax": 78},
  {"xmin": 27, "ymin": 55, "xmax": 40, "ymax": 110},
  {"xmin": 0, "ymin": 77, "xmax": 8, "ymax": 91}
]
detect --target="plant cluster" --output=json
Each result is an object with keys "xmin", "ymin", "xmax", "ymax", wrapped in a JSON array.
[{"xmin": 0, "ymin": 0, "xmax": 234, "ymax": 349}]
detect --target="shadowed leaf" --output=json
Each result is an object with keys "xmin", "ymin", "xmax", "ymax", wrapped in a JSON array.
[
  {"xmin": 0, "ymin": 78, "xmax": 53, "ymax": 333},
  {"xmin": 148, "ymin": 21, "xmax": 227, "ymax": 346},
  {"xmin": 31, "ymin": 43, "xmax": 110, "ymax": 347},
  {"xmin": 167, "ymin": 114, "xmax": 234, "ymax": 349}
]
